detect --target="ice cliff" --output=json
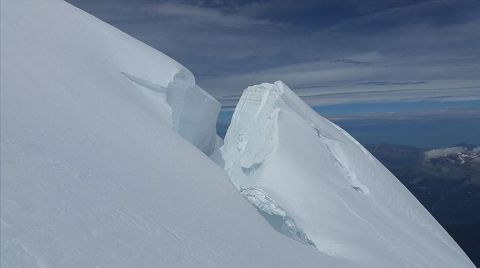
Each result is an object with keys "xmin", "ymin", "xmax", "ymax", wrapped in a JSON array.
[{"xmin": 214, "ymin": 81, "xmax": 474, "ymax": 267}]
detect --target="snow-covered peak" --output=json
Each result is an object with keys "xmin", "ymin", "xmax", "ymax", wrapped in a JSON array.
[{"xmin": 216, "ymin": 81, "xmax": 474, "ymax": 267}]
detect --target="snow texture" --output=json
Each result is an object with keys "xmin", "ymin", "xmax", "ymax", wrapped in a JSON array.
[
  {"xmin": 1, "ymin": 0, "xmax": 475, "ymax": 267},
  {"xmin": 0, "ymin": 1, "xmax": 347, "ymax": 267},
  {"xmin": 216, "ymin": 81, "xmax": 474, "ymax": 267}
]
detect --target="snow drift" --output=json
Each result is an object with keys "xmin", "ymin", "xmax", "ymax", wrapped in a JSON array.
[
  {"xmin": 0, "ymin": 0, "xmax": 474, "ymax": 267},
  {"xmin": 215, "ymin": 81, "xmax": 474, "ymax": 267}
]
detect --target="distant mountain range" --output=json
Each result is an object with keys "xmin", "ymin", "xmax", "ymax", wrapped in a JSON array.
[
  {"xmin": 365, "ymin": 143, "xmax": 480, "ymax": 266},
  {"xmin": 366, "ymin": 143, "xmax": 480, "ymax": 225}
]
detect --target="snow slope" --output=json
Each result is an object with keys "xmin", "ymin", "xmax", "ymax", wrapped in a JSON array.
[
  {"xmin": 216, "ymin": 81, "xmax": 474, "ymax": 267},
  {"xmin": 0, "ymin": 1, "xmax": 348, "ymax": 267},
  {"xmin": 1, "ymin": 1, "xmax": 475, "ymax": 267}
]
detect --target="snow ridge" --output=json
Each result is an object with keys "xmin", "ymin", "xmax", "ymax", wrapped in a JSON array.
[
  {"xmin": 215, "ymin": 81, "xmax": 474, "ymax": 267},
  {"xmin": 217, "ymin": 81, "xmax": 369, "ymax": 194}
]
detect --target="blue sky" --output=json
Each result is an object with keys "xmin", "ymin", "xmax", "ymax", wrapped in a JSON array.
[
  {"xmin": 68, "ymin": 0, "xmax": 479, "ymax": 146},
  {"xmin": 67, "ymin": 0, "xmax": 479, "ymax": 104},
  {"xmin": 313, "ymin": 100, "xmax": 480, "ymax": 116}
]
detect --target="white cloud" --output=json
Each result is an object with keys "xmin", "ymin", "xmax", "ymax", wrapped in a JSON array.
[
  {"xmin": 146, "ymin": 3, "xmax": 275, "ymax": 29},
  {"xmin": 424, "ymin": 147, "xmax": 467, "ymax": 159}
]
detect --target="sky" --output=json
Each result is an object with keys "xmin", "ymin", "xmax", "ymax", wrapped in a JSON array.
[{"xmin": 68, "ymin": 0, "xmax": 480, "ymax": 146}]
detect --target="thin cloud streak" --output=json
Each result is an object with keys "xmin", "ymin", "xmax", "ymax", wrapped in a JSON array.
[
  {"xmin": 67, "ymin": 0, "xmax": 480, "ymax": 106},
  {"xmin": 201, "ymin": 54, "xmax": 480, "ymax": 106}
]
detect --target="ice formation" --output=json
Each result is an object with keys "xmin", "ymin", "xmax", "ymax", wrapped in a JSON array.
[
  {"xmin": 215, "ymin": 81, "xmax": 474, "ymax": 267},
  {"xmin": 1, "ymin": 0, "xmax": 474, "ymax": 267},
  {"xmin": 123, "ymin": 69, "xmax": 221, "ymax": 155},
  {"xmin": 240, "ymin": 187, "xmax": 316, "ymax": 248}
]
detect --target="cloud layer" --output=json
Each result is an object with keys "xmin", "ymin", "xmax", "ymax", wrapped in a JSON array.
[{"xmin": 68, "ymin": 0, "xmax": 480, "ymax": 106}]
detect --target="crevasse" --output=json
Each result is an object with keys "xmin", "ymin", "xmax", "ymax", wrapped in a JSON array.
[{"xmin": 124, "ymin": 69, "xmax": 221, "ymax": 155}]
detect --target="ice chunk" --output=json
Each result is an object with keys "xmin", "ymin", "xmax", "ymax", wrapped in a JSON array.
[
  {"xmin": 216, "ymin": 81, "xmax": 474, "ymax": 267},
  {"xmin": 123, "ymin": 69, "xmax": 221, "ymax": 155},
  {"xmin": 167, "ymin": 70, "xmax": 221, "ymax": 155}
]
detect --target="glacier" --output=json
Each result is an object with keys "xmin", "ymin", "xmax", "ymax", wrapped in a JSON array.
[
  {"xmin": 0, "ymin": 0, "xmax": 474, "ymax": 267},
  {"xmin": 214, "ymin": 81, "xmax": 474, "ymax": 267}
]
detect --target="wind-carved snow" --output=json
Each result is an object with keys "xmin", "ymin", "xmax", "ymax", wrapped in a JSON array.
[
  {"xmin": 215, "ymin": 81, "xmax": 474, "ymax": 267},
  {"xmin": 217, "ymin": 81, "xmax": 369, "ymax": 193}
]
